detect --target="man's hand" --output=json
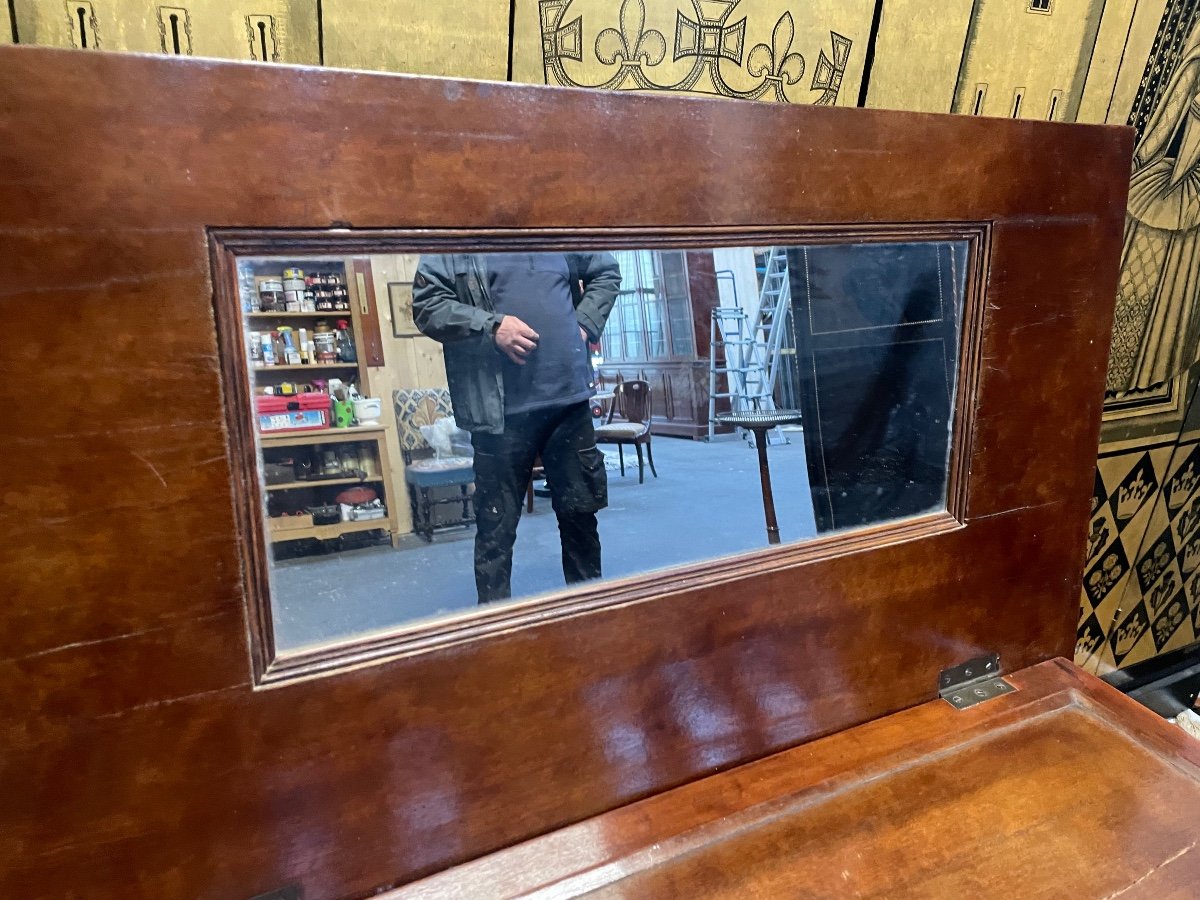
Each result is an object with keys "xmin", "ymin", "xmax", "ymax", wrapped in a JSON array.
[
  {"xmin": 580, "ymin": 326, "xmax": 589, "ymax": 343},
  {"xmin": 494, "ymin": 315, "xmax": 539, "ymax": 365}
]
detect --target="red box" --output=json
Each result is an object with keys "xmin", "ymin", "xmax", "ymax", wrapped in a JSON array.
[{"xmin": 255, "ymin": 393, "xmax": 330, "ymax": 433}]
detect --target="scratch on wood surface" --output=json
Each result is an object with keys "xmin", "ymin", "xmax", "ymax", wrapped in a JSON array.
[
  {"xmin": 1101, "ymin": 841, "xmax": 1197, "ymax": 899},
  {"xmin": 10, "ymin": 420, "xmax": 220, "ymax": 444},
  {"xmin": 1, "ymin": 611, "xmax": 233, "ymax": 666},
  {"xmin": 971, "ymin": 499, "xmax": 1063, "ymax": 521},
  {"xmin": 999, "ymin": 213, "xmax": 1100, "ymax": 227},
  {"xmin": 93, "ymin": 685, "xmax": 247, "ymax": 721},
  {"xmin": 132, "ymin": 451, "xmax": 167, "ymax": 488},
  {"xmin": 1009, "ymin": 311, "xmax": 1073, "ymax": 334},
  {"xmin": 0, "ymin": 268, "xmax": 205, "ymax": 297}
]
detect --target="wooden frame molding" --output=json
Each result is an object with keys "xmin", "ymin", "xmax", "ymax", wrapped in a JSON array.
[{"xmin": 213, "ymin": 224, "xmax": 990, "ymax": 685}]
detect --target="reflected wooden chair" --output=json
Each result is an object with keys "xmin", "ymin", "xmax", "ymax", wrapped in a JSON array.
[
  {"xmin": 527, "ymin": 455, "xmax": 545, "ymax": 513},
  {"xmin": 593, "ymin": 379, "xmax": 657, "ymax": 484},
  {"xmin": 393, "ymin": 388, "xmax": 475, "ymax": 541}
]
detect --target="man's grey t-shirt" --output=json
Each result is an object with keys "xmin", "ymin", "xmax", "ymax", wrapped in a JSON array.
[{"xmin": 487, "ymin": 253, "xmax": 594, "ymax": 416}]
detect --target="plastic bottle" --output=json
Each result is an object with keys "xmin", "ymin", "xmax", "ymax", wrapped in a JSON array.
[
  {"xmin": 260, "ymin": 333, "xmax": 276, "ymax": 366},
  {"xmin": 335, "ymin": 319, "xmax": 357, "ymax": 363},
  {"xmin": 279, "ymin": 327, "xmax": 301, "ymax": 365}
]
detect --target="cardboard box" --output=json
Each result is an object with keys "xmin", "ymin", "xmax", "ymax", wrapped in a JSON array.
[{"xmin": 269, "ymin": 513, "xmax": 314, "ymax": 535}]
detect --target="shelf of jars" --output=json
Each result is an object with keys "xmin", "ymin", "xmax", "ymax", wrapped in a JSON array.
[
  {"xmin": 238, "ymin": 259, "xmax": 398, "ymax": 551},
  {"xmin": 252, "ymin": 363, "xmax": 359, "ymax": 372}
]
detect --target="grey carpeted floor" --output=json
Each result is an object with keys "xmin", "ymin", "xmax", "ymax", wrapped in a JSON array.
[{"xmin": 270, "ymin": 428, "xmax": 817, "ymax": 651}]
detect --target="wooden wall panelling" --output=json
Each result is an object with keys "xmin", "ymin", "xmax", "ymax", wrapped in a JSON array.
[
  {"xmin": 866, "ymin": 0, "xmax": 1155, "ymax": 123},
  {"xmin": 360, "ymin": 253, "xmax": 451, "ymax": 537},
  {"xmin": 1077, "ymin": 3, "xmax": 1200, "ymax": 669},
  {"xmin": 321, "ymin": 0, "xmax": 509, "ymax": 78},
  {"xmin": 1141, "ymin": 445, "xmax": 1200, "ymax": 659},
  {"xmin": 866, "ymin": 0, "xmax": 1110, "ymax": 120},
  {"xmin": 1080, "ymin": 384, "xmax": 1200, "ymax": 672},
  {"xmin": 236, "ymin": 0, "xmax": 320, "ymax": 65},
  {"xmin": 0, "ymin": 46, "xmax": 1130, "ymax": 897},
  {"xmin": 15, "ymin": 0, "xmax": 105, "ymax": 49},
  {"xmin": 1075, "ymin": 0, "xmax": 1146, "ymax": 124},
  {"xmin": 1077, "ymin": 443, "xmax": 1171, "ymax": 671},
  {"xmin": 953, "ymin": 0, "xmax": 1109, "ymax": 120}
]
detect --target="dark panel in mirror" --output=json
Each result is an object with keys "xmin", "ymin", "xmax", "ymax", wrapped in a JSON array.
[{"xmin": 791, "ymin": 242, "xmax": 967, "ymax": 531}]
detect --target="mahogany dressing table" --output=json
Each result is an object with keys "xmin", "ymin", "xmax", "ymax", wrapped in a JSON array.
[{"xmin": 3, "ymin": 44, "xmax": 1195, "ymax": 900}]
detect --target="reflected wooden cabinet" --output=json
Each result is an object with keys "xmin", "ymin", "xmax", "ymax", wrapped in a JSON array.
[
  {"xmin": 598, "ymin": 361, "xmax": 719, "ymax": 438},
  {"xmin": 598, "ymin": 250, "xmax": 732, "ymax": 439}
]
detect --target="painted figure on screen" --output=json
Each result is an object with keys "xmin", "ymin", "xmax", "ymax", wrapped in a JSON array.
[{"xmin": 1108, "ymin": 21, "xmax": 1200, "ymax": 395}]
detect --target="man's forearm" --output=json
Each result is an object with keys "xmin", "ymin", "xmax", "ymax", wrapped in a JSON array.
[{"xmin": 413, "ymin": 291, "xmax": 502, "ymax": 343}]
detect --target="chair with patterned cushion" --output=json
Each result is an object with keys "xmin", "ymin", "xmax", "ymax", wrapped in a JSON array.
[
  {"xmin": 593, "ymin": 379, "xmax": 657, "ymax": 484},
  {"xmin": 393, "ymin": 388, "xmax": 475, "ymax": 541}
]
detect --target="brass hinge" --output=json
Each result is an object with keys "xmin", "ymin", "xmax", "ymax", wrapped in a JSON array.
[{"xmin": 938, "ymin": 653, "xmax": 1015, "ymax": 710}]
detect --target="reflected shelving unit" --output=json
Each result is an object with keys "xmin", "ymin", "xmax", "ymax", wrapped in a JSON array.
[{"xmin": 239, "ymin": 259, "xmax": 400, "ymax": 552}]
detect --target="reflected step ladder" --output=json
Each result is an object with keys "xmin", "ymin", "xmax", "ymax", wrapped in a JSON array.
[{"xmin": 707, "ymin": 247, "xmax": 798, "ymax": 445}]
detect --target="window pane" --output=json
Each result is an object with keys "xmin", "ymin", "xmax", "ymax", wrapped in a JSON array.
[{"xmin": 662, "ymin": 252, "xmax": 694, "ymax": 357}]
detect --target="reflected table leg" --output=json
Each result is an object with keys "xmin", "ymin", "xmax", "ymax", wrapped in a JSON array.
[
  {"xmin": 751, "ymin": 426, "xmax": 781, "ymax": 545},
  {"xmin": 713, "ymin": 410, "xmax": 804, "ymax": 547}
]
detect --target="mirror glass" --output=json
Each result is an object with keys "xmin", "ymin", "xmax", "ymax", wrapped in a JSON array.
[{"xmin": 232, "ymin": 240, "xmax": 969, "ymax": 652}]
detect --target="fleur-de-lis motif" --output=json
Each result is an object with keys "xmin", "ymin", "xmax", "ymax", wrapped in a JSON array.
[
  {"xmin": 746, "ymin": 12, "xmax": 805, "ymax": 85},
  {"xmin": 540, "ymin": 0, "xmax": 852, "ymax": 105},
  {"xmin": 596, "ymin": 0, "xmax": 667, "ymax": 66}
]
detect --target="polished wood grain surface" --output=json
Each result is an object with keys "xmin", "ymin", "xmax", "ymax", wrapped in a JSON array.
[
  {"xmin": 0, "ymin": 46, "xmax": 1130, "ymax": 897},
  {"xmin": 399, "ymin": 660, "xmax": 1200, "ymax": 898}
]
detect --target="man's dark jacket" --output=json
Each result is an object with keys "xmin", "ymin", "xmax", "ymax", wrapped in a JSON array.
[{"xmin": 412, "ymin": 253, "xmax": 621, "ymax": 434}]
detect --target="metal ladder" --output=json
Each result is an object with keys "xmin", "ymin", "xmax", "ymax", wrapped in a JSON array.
[
  {"xmin": 752, "ymin": 248, "xmax": 793, "ymax": 401},
  {"xmin": 708, "ymin": 250, "xmax": 796, "ymax": 442}
]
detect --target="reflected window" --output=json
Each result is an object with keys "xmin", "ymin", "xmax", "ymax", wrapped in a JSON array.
[{"xmin": 603, "ymin": 250, "xmax": 692, "ymax": 362}]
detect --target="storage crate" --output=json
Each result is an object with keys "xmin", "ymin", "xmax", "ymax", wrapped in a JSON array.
[{"xmin": 255, "ymin": 394, "xmax": 330, "ymax": 433}]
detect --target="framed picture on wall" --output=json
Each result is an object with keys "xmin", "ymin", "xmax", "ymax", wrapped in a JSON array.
[{"xmin": 388, "ymin": 281, "xmax": 419, "ymax": 337}]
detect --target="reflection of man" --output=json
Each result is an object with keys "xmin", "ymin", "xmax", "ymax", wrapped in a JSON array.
[{"xmin": 412, "ymin": 253, "xmax": 622, "ymax": 603}]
